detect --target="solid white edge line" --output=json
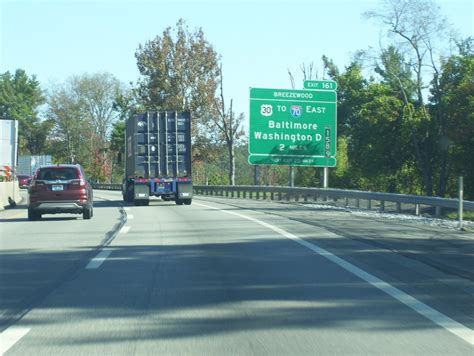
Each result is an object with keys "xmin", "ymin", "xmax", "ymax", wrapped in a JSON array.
[
  {"xmin": 194, "ymin": 202, "xmax": 474, "ymax": 346},
  {"xmin": 127, "ymin": 215, "xmax": 134, "ymax": 220},
  {"xmin": 0, "ymin": 327, "xmax": 31, "ymax": 354},
  {"xmin": 86, "ymin": 249, "xmax": 112, "ymax": 270}
]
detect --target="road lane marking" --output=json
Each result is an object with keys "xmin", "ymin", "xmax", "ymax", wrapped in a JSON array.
[
  {"xmin": 127, "ymin": 214, "xmax": 134, "ymax": 220},
  {"xmin": 119, "ymin": 226, "xmax": 130, "ymax": 234},
  {"xmin": 0, "ymin": 327, "xmax": 31, "ymax": 354},
  {"xmin": 86, "ymin": 249, "xmax": 112, "ymax": 269},
  {"xmin": 124, "ymin": 207, "xmax": 131, "ymax": 212},
  {"xmin": 195, "ymin": 202, "xmax": 474, "ymax": 346}
]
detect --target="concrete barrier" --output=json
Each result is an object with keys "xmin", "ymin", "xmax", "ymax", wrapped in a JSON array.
[{"xmin": 0, "ymin": 181, "xmax": 22, "ymax": 210}]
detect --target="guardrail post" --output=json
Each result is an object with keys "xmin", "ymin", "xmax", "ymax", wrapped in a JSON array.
[
  {"xmin": 304, "ymin": 194, "xmax": 308, "ymax": 203},
  {"xmin": 278, "ymin": 192, "xmax": 282, "ymax": 201},
  {"xmin": 263, "ymin": 191, "xmax": 267, "ymax": 200},
  {"xmin": 345, "ymin": 197, "xmax": 349, "ymax": 207},
  {"xmin": 435, "ymin": 206, "xmax": 441, "ymax": 218},
  {"xmin": 271, "ymin": 191, "xmax": 274, "ymax": 200},
  {"xmin": 256, "ymin": 190, "xmax": 260, "ymax": 200},
  {"xmin": 380, "ymin": 200, "xmax": 385, "ymax": 212},
  {"xmin": 356, "ymin": 199, "xmax": 360, "ymax": 208},
  {"xmin": 415, "ymin": 204, "xmax": 420, "ymax": 216},
  {"xmin": 367, "ymin": 200, "xmax": 372, "ymax": 210},
  {"xmin": 396, "ymin": 202, "xmax": 401, "ymax": 213}
]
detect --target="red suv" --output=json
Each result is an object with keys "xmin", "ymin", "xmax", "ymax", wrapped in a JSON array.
[
  {"xmin": 17, "ymin": 175, "xmax": 32, "ymax": 188},
  {"xmin": 28, "ymin": 164, "xmax": 93, "ymax": 220}
]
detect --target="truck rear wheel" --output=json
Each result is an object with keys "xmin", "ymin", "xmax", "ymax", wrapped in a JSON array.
[
  {"xmin": 175, "ymin": 199, "xmax": 184, "ymax": 205},
  {"xmin": 184, "ymin": 199, "xmax": 192, "ymax": 205},
  {"xmin": 125, "ymin": 188, "xmax": 133, "ymax": 203}
]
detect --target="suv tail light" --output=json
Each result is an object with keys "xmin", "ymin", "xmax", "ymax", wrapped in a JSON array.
[
  {"xmin": 71, "ymin": 179, "xmax": 87, "ymax": 189},
  {"xmin": 29, "ymin": 180, "xmax": 46, "ymax": 192}
]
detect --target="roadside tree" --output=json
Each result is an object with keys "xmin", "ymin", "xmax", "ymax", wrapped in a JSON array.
[
  {"xmin": 0, "ymin": 69, "xmax": 51, "ymax": 155},
  {"xmin": 364, "ymin": 0, "xmax": 453, "ymax": 196}
]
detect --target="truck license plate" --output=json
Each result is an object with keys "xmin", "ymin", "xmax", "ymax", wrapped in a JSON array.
[{"xmin": 52, "ymin": 185, "xmax": 63, "ymax": 191}]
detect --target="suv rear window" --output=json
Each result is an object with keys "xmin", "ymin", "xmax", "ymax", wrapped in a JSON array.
[{"xmin": 37, "ymin": 168, "xmax": 80, "ymax": 181}]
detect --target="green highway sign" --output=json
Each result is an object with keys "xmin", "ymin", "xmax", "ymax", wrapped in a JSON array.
[
  {"xmin": 249, "ymin": 87, "xmax": 337, "ymax": 167},
  {"xmin": 249, "ymin": 155, "xmax": 336, "ymax": 167},
  {"xmin": 304, "ymin": 80, "xmax": 337, "ymax": 91}
]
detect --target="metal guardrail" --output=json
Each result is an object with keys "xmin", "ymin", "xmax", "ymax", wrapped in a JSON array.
[
  {"xmin": 92, "ymin": 183, "xmax": 473, "ymax": 218},
  {"xmin": 193, "ymin": 185, "xmax": 474, "ymax": 218},
  {"xmin": 93, "ymin": 183, "xmax": 122, "ymax": 191}
]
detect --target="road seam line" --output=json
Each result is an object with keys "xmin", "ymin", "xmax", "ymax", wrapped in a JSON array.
[
  {"xmin": 84, "ymin": 202, "xmax": 127, "ymax": 270},
  {"xmin": 0, "ymin": 327, "xmax": 31, "ymax": 354},
  {"xmin": 194, "ymin": 201, "xmax": 474, "ymax": 346}
]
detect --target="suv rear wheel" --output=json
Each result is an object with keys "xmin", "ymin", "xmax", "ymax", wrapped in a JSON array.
[
  {"xmin": 83, "ymin": 206, "xmax": 93, "ymax": 220},
  {"xmin": 28, "ymin": 209, "xmax": 41, "ymax": 221}
]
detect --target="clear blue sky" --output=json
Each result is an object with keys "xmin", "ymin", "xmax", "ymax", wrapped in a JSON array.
[{"xmin": 1, "ymin": 0, "xmax": 473, "ymax": 131}]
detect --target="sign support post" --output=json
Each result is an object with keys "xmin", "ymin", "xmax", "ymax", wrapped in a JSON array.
[{"xmin": 254, "ymin": 165, "xmax": 260, "ymax": 186}]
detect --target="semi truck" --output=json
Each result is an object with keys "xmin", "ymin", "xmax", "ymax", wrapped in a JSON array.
[{"xmin": 122, "ymin": 111, "xmax": 193, "ymax": 206}]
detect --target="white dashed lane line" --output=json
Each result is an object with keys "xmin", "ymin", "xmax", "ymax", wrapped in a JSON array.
[
  {"xmin": 85, "ymin": 249, "xmax": 112, "ymax": 270},
  {"xmin": 0, "ymin": 327, "xmax": 31, "ymax": 354},
  {"xmin": 119, "ymin": 226, "xmax": 131, "ymax": 234},
  {"xmin": 0, "ymin": 197, "xmax": 130, "ymax": 353}
]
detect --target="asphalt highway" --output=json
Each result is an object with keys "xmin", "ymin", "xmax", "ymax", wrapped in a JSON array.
[{"xmin": 0, "ymin": 190, "xmax": 472, "ymax": 355}]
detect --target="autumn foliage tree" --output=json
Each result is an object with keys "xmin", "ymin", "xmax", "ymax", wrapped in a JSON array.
[{"xmin": 135, "ymin": 19, "xmax": 220, "ymax": 157}]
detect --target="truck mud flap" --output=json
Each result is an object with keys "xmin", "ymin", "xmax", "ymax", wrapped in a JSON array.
[
  {"xmin": 177, "ymin": 182, "xmax": 193, "ymax": 199},
  {"xmin": 134, "ymin": 183, "xmax": 149, "ymax": 200}
]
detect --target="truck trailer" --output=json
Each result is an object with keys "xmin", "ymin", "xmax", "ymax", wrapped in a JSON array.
[
  {"xmin": 122, "ymin": 111, "xmax": 193, "ymax": 206},
  {"xmin": 17, "ymin": 155, "xmax": 53, "ymax": 176}
]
